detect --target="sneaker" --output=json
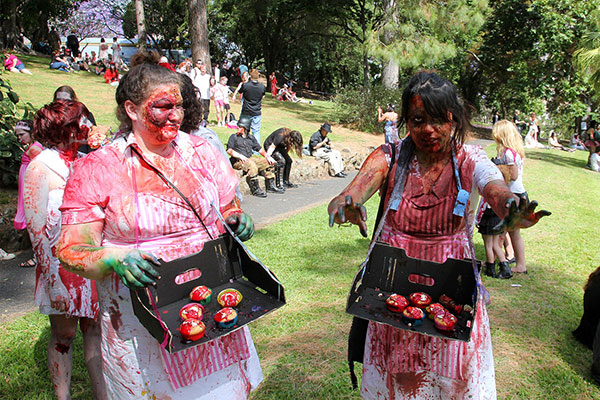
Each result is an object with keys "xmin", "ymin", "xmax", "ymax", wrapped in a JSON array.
[{"xmin": 0, "ymin": 249, "xmax": 15, "ymax": 261}]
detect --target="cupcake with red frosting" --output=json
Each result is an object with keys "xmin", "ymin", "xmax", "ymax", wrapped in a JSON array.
[
  {"xmin": 425, "ymin": 303, "xmax": 446, "ymax": 320},
  {"xmin": 409, "ymin": 292, "xmax": 432, "ymax": 308},
  {"xmin": 217, "ymin": 288, "xmax": 243, "ymax": 308},
  {"xmin": 189, "ymin": 285, "xmax": 212, "ymax": 305},
  {"xmin": 386, "ymin": 294, "xmax": 409, "ymax": 313},
  {"xmin": 401, "ymin": 306, "xmax": 426, "ymax": 326},
  {"xmin": 434, "ymin": 311, "xmax": 457, "ymax": 333},
  {"xmin": 214, "ymin": 307, "xmax": 238, "ymax": 329},
  {"xmin": 179, "ymin": 319, "xmax": 206, "ymax": 342},
  {"xmin": 179, "ymin": 303, "xmax": 204, "ymax": 321}
]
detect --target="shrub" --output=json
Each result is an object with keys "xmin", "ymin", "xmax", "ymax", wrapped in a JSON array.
[
  {"xmin": 0, "ymin": 72, "xmax": 36, "ymax": 188},
  {"xmin": 332, "ymin": 85, "xmax": 403, "ymax": 134}
]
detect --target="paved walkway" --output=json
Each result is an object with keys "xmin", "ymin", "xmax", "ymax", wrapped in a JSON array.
[
  {"xmin": 0, "ymin": 138, "xmax": 493, "ymax": 323},
  {"xmin": 0, "ymin": 171, "xmax": 357, "ymax": 323}
]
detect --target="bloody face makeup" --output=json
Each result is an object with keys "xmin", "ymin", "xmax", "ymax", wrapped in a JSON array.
[
  {"xmin": 141, "ymin": 84, "xmax": 184, "ymax": 144},
  {"xmin": 15, "ymin": 128, "xmax": 32, "ymax": 145},
  {"xmin": 406, "ymin": 96, "xmax": 454, "ymax": 155}
]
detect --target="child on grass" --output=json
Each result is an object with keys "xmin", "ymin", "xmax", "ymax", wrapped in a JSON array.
[
  {"xmin": 476, "ymin": 166, "xmax": 513, "ymax": 279},
  {"xmin": 492, "ymin": 120, "xmax": 529, "ymax": 274}
]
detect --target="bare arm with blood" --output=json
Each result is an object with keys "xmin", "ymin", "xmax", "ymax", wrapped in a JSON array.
[
  {"xmin": 24, "ymin": 162, "xmax": 70, "ymax": 312},
  {"xmin": 328, "ymin": 147, "xmax": 389, "ymax": 237},
  {"xmin": 57, "ymin": 221, "xmax": 160, "ymax": 289}
]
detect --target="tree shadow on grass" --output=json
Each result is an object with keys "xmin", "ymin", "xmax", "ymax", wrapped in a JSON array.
[
  {"xmin": 526, "ymin": 149, "xmax": 588, "ymax": 169},
  {"xmin": 486, "ymin": 263, "xmax": 600, "ymax": 398},
  {"xmin": 264, "ymin": 98, "xmax": 334, "ymax": 128}
]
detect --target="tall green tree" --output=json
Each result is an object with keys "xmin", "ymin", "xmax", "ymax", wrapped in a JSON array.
[
  {"xmin": 370, "ymin": 0, "xmax": 488, "ymax": 88},
  {"xmin": 477, "ymin": 0, "xmax": 598, "ymax": 132}
]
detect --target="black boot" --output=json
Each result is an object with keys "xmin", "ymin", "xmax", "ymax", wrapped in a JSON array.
[
  {"xmin": 497, "ymin": 261, "xmax": 513, "ymax": 279},
  {"xmin": 483, "ymin": 262, "xmax": 497, "ymax": 278},
  {"xmin": 283, "ymin": 162, "xmax": 298, "ymax": 188},
  {"xmin": 247, "ymin": 177, "xmax": 267, "ymax": 198},
  {"xmin": 275, "ymin": 165, "xmax": 286, "ymax": 191},
  {"xmin": 266, "ymin": 177, "xmax": 285, "ymax": 194}
]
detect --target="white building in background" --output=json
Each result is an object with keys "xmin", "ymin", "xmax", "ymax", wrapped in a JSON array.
[{"xmin": 62, "ymin": 37, "xmax": 191, "ymax": 64}]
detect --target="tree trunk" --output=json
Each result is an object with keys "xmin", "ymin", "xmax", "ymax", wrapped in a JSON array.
[
  {"xmin": 188, "ymin": 0, "xmax": 211, "ymax": 70},
  {"xmin": 381, "ymin": 0, "xmax": 398, "ymax": 88},
  {"xmin": 363, "ymin": 48, "xmax": 370, "ymax": 89},
  {"xmin": 6, "ymin": 0, "xmax": 17, "ymax": 49},
  {"xmin": 135, "ymin": 0, "xmax": 147, "ymax": 52}
]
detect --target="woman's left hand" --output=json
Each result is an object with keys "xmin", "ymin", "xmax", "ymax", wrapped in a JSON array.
[
  {"xmin": 494, "ymin": 196, "xmax": 551, "ymax": 232},
  {"xmin": 226, "ymin": 212, "xmax": 254, "ymax": 241}
]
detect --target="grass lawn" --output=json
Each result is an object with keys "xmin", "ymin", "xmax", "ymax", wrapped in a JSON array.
[{"xmin": 1, "ymin": 54, "xmax": 600, "ymax": 399}]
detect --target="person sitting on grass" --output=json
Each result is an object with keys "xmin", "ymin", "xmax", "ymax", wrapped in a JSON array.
[
  {"xmin": 548, "ymin": 130, "xmax": 575, "ymax": 152},
  {"xmin": 589, "ymin": 146, "xmax": 600, "ymax": 172},
  {"xmin": 49, "ymin": 50, "xmax": 71, "ymax": 72},
  {"xmin": 104, "ymin": 62, "xmax": 119, "ymax": 86},
  {"xmin": 227, "ymin": 116, "xmax": 282, "ymax": 197}
]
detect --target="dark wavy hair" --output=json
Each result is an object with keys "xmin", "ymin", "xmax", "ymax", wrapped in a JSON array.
[
  {"xmin": 115, "ymin": 61, "xmax": 181, "ymax": 131},
  {"xmin": 179, "ymin": 74, "xmax": 203, "ymax": 133},
  {"xmin": 284, "ymin": 129, "xmax": 303, "ymax": 157},
  {"xmin": 53, "ymin": 85, "xmax": 78, "ymax": 101},
  {"xmin": 399, "ymin": 71, "xmax": 470, "ymax": 146},
  {"xmin": 33, "ymin": 100, "xmax": 91, "ymax": 147}
]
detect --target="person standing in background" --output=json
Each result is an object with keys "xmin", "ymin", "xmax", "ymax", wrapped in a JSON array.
[
  {"xmin": 193, "ymin": 63, "xmax": 212, "ymax": 125},
  {"xmin": 111, "ymin": 37, "xmax": 121, "ymax": 64},
  {"xmin": 239, "ymin": 69, "xmax": 266, "ymax": 144}
]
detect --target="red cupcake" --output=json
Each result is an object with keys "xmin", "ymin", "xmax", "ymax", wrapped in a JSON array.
[
  {"xmin": 434, "ymin": 311, "xmax": 458, "ymax": 332},
  {"xmin": 189, "ymin": 285, "xmax": 212, "ymax": 305},
  {"xmin": 179, "ymin": 319, "xmax": 206, "ymax": 341},
  {"xmin": 425, "ymin": 303, "xmax": 447, "ymax": 320},
  {"xmin": 402, "ymin": 306, "xmax": 426, "ymax": 326},
  {"xmin": 386, "ymin": 294, "xmax": 409, "ymax": 313},
  {"xmin": 409, "ymin": 292, "xmax": 432, "ymax": 308},
  {"xmin": 179, "ymin": 303, "xmax": 204, "ymax": 321}
]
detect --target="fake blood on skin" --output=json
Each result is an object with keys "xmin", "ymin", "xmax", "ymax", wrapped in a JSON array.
[{"xmin": 142, "ymin": 87, "xmax": 183, "ymax": 145}]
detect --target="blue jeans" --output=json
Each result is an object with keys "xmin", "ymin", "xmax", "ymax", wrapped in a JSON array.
[
  {"xmin": 250, "ymin": 115, "xmax": 261, "ymax": 144},
  {"xmin": 50, "ymin": 62, "xmax": 69, "ymax": 72}
]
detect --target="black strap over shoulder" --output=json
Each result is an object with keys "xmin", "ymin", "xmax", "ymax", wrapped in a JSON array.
[
  {"xmin": 131, "ymin": 146, "xmax": 214, "ymax": 240},
  {"xmin": 347, "ymin": 138, "xmax": 416, "ymax": 389}
]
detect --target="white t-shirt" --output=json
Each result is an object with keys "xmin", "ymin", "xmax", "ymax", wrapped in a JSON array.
[
  {"xmin": 499, "ymin": 148, "xmax": 526, "ymax": 194},
  {"xmin": 591, "ymin": 153, "xmax": 600, "ymax": 172},
  {"xmin": 192, "ymin": 69, "xmax": 211, "ymax": 100}
]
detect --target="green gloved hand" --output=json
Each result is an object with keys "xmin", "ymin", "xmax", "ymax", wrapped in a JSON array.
[
  {"xmin": 226, "ymin": 212, "xmax": 254, "ymax": 241},
  {"xmin": 109, "ymin": 252, "xmax": 161, "ymax": 289},
  {"xmin": 494, "ymin": 196, "xmax": 551, "ymax": 232}
]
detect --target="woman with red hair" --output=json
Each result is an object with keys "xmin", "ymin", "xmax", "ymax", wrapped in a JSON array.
[{"xmin": 23, "ymin": 100, "xmax": 106, "ymax": 399}]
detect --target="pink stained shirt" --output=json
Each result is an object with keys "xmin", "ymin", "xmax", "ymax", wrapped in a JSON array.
[{"xmin": 60, "ymin": 132, "xmax": 259, "ymax": 396}]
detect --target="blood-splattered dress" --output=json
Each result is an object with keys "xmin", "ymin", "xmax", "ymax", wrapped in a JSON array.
[
  {"xmin": 361, "ymin": 143, "xmax": 502, "ymax": 400},
  {"xmin": 15, "ymin": 141, "xmax": 43, "ymax": 230},
  {"xmin": 60, "ymin": 132, "xmax": 262, "ymax": 399},
  {"xmin": 26, "ymin": 149, "xmax": 99, "ymax": 318}
]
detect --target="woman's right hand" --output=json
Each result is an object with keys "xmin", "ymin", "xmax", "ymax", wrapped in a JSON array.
[
  {"xmin": 328, "ymin": 194, "xmax": 368, "ymax": 237},
  {"xmin": 108, "ymin": 251, "xmax": 161, "ymax": 289},
  {"xmin": 49, "ymin": 280, "xmax": 71, "ymax": 313}
]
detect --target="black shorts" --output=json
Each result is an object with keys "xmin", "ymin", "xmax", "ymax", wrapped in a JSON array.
[{"xmin": 478, "ymin": 208, "xmax": 502, "ymax": 235}]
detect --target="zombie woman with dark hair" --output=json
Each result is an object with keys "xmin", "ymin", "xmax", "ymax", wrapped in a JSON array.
[
  {"xmin": 57, "ymin": 60, "xmax": 262, "ymax": 399},
  {"xmin": 328, "ymin": 71, "xmax": 550, "ymax": 399},
  {"xmin": 23, "ymin": 100, "xmax": 106, "ymax": 400},
  {"xmin": 263, "ymin": 128, "xmax": 303, "ymax": 189}
]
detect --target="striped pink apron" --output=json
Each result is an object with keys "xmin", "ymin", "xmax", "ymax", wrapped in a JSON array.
[
  {"xmin": 365, "ymin": 146, "xmax": 493, "ymax": 389},
  {"xmin": 104, "ymin": 144, "xmax": 250, "ymax": 390}
]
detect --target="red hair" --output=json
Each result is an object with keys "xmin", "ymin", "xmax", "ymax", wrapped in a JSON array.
[{"xmin": 33, "ymin": 100, "xmax": 91, "ymax": 147}]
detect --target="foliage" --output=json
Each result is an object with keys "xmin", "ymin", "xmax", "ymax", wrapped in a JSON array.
[
  {"xmin": 53, "ymin": 0, "xmax": 126, "ymax": 40},
  {"xmin": 332, "ymin": 84, "xmax": 403, "ymax": 133},
  {"xmin": 574, "ymin": 10, "xmax": 600, "ymax": 99},
  {"xmin": 122, "ymin": 0, "xmax": 188, "ymax": 53},
  {"xmin": 476, "ymin": 0, "xmax": 599, "ymax": 134},
  {"xmin": 369, "ymin": 0, "xmax": 489, "ymax": 73},
  {"xmin": 11, "ymin": 0, "xmax": 78, "ymax": 47},
  {"xmin": 0, "ymin": 72, "xmax": 35, "ymax": 188}
]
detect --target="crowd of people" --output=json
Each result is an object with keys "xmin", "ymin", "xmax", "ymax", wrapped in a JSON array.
[{"xmin": 3, "ymin": 41, "xmax": 599, "ymax": 399}]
